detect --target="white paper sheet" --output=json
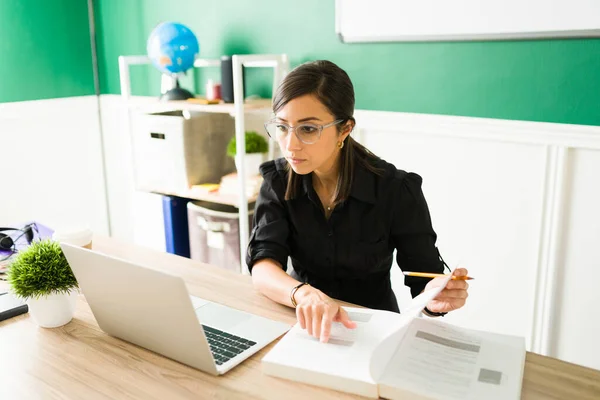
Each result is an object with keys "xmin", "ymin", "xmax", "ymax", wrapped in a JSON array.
[{"xmin": 379, "ymin": 318, "xmax": 525, "ymax": 400}]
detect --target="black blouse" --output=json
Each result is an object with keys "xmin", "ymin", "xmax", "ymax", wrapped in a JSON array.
[{"xmin": 246, "ymin": 157, "xmax": 445, "ymax": 313}]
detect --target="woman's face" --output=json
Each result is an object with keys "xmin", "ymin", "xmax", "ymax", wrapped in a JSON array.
[{"xmin": 273, "ymin": 94, "xmax": 350, "ymax": 176}]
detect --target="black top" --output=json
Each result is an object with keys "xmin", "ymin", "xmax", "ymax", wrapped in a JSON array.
[{"xmin": 246, "ymin": 157, "xmax": 445, "ymax": 313}]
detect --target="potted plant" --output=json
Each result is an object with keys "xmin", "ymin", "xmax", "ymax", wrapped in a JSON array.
[
  {"xmin": 6, "ymin": 239, "xmax": 78, "ymax": 328},
  {"xmin": 227, "ymin": 131, "xmax": 269, "ymax": 178}
]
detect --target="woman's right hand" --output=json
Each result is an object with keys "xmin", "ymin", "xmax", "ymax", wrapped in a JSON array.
[{"xmin": 294, "ymin": 285, "xmax": 357, "ymax": 343}]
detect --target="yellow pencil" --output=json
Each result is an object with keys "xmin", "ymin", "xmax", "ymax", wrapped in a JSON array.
[{"xmin": 403, "ymin": 271, "xmax": 474, "ymax": 280}]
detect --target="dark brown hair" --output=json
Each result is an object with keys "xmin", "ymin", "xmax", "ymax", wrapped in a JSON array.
[{"xmin": 272, "ymin": 60, "xmax": 382, "ymax": 204}]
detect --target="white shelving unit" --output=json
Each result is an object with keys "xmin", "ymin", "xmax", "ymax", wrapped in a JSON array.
[{"xmin": 118, "ymin": 53, "xmax": 290, "ymax": 274}]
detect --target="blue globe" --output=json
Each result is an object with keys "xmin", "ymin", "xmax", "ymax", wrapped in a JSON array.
[{"xmin": 147, "ymin": 22, "xmax": 199, "ymax": 75}]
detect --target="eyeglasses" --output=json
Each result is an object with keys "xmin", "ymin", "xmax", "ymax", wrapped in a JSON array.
[{"xmin": 264, "ymin": 119, "xmax": 343, "ymax": 144}]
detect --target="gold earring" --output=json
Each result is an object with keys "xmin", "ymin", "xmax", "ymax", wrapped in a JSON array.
[{"xmin": 337, "ymin": 140, "xmax": 345, "ymax": 149}]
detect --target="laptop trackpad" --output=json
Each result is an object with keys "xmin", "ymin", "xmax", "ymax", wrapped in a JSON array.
[{"xmin": 195, "ymin": 303, "xmax": 252, "ymax": 331}]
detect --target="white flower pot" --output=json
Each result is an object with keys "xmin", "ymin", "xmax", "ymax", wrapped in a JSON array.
[
  {"xmin": 27, "ymin": 290, "xmax": 78, "ymax": 328},
  {"xmin": 235, "ymin": 153, "xmax": 266, "ymax": 178}
]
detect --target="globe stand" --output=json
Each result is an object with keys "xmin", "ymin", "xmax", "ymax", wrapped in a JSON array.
[{"xmin": 160, "ymin": 77, "xmax": 194, "ymax": 101}]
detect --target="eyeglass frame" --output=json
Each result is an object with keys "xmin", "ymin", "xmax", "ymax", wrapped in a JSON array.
[{"xmin": 263, "ymin": 119, "xmax": 344, "ymax": 144}]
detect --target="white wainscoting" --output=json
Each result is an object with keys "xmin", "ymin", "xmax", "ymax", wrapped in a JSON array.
[
  {"xmin": 354, "ymin": 110, "xmax": 600, "ymax": 371},
  {"xmin": 551, "ymin": 148, "xmax": 600, "ymax": 371},
  {"xmin": 0, "ymin": 96, "xmax": 109, "ymax": 236}
]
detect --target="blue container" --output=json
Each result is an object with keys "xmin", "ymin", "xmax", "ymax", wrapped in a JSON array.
[{"xmin": 162, "ymin": 195, "xmax": 191, "ymax": 258}]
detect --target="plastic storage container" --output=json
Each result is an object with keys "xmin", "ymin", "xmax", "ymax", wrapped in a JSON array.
[
  {"xmin": 187, "ymin": 201, "xmax": 254, "ymax": 273},
  {"xmin": 131, "ymin": 110, "xmax": 235, "ymax": 193}
]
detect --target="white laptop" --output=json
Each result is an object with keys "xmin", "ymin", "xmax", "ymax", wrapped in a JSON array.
[{"xmin": 60, "ymin": 243, "xmax": 291, "ymax": 375}]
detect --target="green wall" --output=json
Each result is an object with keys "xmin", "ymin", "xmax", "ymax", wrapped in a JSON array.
[
  {"xmin": 95, "ymin": 0, "xmax": 600, "ymax": 126},
  {"xmin": 0, "ymin": 0, "xmax": 95, "ymax": 103}
]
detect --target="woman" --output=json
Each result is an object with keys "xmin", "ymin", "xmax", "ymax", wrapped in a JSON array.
[{"xmin": 246, "ymin": 60, "xmax": 469, "ymax": 343}]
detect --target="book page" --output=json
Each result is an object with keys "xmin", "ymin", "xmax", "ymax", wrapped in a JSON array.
[
  {"xmin": 262, "ymin": 306, "xmax": 405, "ymax": 384},
  {"xmin": 400, "ymin": 273, "xmax": 454, "ymax": 319},
  {"xmin": 369, "ymin": 273, "xmax": 454, "ymax": 382},
  {"xmin": 378, "ymin": 318, "xmax": 526, "ymax": 400}
]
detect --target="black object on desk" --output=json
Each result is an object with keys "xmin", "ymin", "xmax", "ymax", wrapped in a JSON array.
[{"xmin": 0, "ymin": 291, "xmax": 28, "ymax": 322}]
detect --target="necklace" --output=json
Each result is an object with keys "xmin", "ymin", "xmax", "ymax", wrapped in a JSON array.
[
  {"xmin": 314, "ymin": 179, "xmax": 335, "ymax": 212},
  {"xmin": 326, "ymin": 200, "xmax": 335, "ymax": 211},
  {"xmin": 326, "ymin": 193, "xmax": 336, "ymax": 211}
]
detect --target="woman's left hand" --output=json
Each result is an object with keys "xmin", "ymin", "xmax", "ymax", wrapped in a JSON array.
[{"xmin": 424, "ymin": 268, "xmax": 470, "ymax": 314}]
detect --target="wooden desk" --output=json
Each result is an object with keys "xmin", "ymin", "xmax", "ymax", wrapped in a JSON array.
[{"xmin": 1, "ymin": 236, "xmax": 599, "ymax": 399}]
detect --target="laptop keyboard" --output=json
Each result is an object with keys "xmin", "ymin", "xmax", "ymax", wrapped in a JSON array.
[{"xmin": 202, "ymin": 325, "xmax": 257, "ymax": 365}]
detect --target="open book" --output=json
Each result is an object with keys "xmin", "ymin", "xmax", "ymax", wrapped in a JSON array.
[{"xmin": 261, "ymin": 275, "xmax": 526, "ymax": 399}]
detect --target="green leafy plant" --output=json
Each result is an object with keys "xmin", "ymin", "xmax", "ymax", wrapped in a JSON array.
[
  {"xmin": 7, "ymin": 239, "xmax": 78, "ymax": 299},
  {"xmin": 227, "ymin": 131, "xmax": 269, "ymax": 157}
]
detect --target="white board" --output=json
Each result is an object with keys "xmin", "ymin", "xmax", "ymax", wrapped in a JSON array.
[{"xmin": 336, "ymin": 0, "xmax": 600, "ymax": 43}]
